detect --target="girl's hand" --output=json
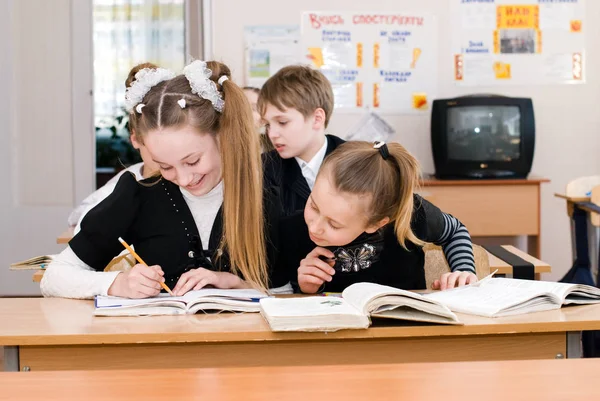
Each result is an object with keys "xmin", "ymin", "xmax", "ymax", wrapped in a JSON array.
[
  {"xmin": 173, "ymin": 268, "xmax": 245, "ymax": 296},
  {"xmin": 108, "ymin": 264, "xmax": 164, "ymax": 298},
  {"xmin": 432, "ymin": 271, "xmax": 478, "ymax": 291},
  {"xmin": 298, "ymin": 247, "xmax": 336, "ymax": 294}
]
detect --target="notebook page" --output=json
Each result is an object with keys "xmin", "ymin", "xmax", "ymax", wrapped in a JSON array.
[
  {"xmin": 95, "ymin": 293, "xmax": 187, "ymax": 308},
  {"xmin": 181, "ymin": 288, "xmax": 267, "ymax": 303}
]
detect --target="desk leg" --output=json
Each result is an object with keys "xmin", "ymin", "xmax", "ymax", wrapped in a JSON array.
[
  {"xmin": 588, "ymin": 224, "xmax": 599, "ymax": 285},
  {"xmin": 3, "ymin": 346, "xmax": 19, "ymax": 372},
  {"xmin": 527, "ymin": 235, "xmax": 541, "ymax": 260},
  {"xmin": 567, "ymin": 332, "xmax": 582, "ymax": 358}
]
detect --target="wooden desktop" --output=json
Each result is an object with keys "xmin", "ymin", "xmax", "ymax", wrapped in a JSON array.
[
  {"xmin": 1, "ymin": 359, "xmax": 597, "ymax": 400},
  {"xmin": 1, "ymin": 297, "xmax": 598, "ymax": 372}
]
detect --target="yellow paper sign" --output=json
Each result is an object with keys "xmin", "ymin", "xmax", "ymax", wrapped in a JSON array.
[
  {"xmin": 410, "ymin": 48, "xmax": 422, "ymax": 69},
  {"xmin": 357, "ymin": 43, "xmax": 363, "ymax": 68},
  {"xmin": 497, "ymin": 5, "xmax": 539, "ymax": 29},
  {"xmin": 571, "ymin": 20, "xmax": 582, "ymax": 33},
  {"xmin": 412, "ymin": 93, "xmax": 428, "ymax": 110},
  {"xmin": 356, "ymin": 82, "xmax": 363, "ymax": 107},
  {"xmin": 373, "ymin": 43, "xmax": 380, "ymax": 68},
  {"xmin": 493, "ymin": 62, "xmax": 511, "ymax": 79},
  {"xmin": 307, "ymin": 48, "xmax": 324, "ymax": 68}
]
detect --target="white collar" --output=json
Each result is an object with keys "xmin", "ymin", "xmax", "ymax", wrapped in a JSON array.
[
  {"xmin": 179, "ymin": 179, "xmax": 224, "ymax": 203},
  {"xmin": 295, "ymin": 137, "xmax": 328, "ymax": 174}
]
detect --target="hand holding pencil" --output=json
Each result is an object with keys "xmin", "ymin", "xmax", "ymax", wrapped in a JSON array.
[{"xmin": 106, "ymin": 237, "xmax": 174, "ymax": 298}]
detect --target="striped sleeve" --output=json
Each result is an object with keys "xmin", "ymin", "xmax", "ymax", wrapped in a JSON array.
[{"xmin": 433, "ymin": 213, "xmax": 476, "ymax": 274}]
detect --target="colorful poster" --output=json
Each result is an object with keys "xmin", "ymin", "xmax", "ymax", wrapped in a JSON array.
[
  {"xmin": 244, "ymin": 25, "xmax": 301, "ymax": 88},
  {"xmin": 302, "ymin": 12, "xmax": 437, "ymax": 114},
  {"xmin": 452, "ymin": 0, "xmax": 585, "ymax": 85}
]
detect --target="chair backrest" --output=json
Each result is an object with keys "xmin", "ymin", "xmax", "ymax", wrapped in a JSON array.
[
  {"xmin": 566, "ymin": 176, "xmax": 600, "ymax": 198},
  {"xmin": 423, "ymin": 243, "xmax": 490, "ymax": 290}
]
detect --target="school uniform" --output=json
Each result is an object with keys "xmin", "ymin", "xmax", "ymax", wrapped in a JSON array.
[
  {"xmin": 41, "ymin": 173, "xmax": 288, "ymax": 298},
  {"xmin": 278, "ymin": 195, "xmax": 476, "ymax": 293},
  {"xmin": 263, "ymin": 134, "xmax": 345, "ymax": 216}
]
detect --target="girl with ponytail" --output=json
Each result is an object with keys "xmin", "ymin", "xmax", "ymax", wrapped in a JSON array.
[
  {"xmin": 279, "ymin": 141, "xmax": 478, "ymax": 294},
  {"xmin": 42, "ymin": 60, "xmax": 286, "ymax": 299}
]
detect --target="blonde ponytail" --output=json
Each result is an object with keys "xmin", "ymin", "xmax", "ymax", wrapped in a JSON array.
[{"xmin": 217, "ymin": 76, "xmax": 268, "ymax": 289}]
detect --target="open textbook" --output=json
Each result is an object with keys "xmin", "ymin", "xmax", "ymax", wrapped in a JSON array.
[
  {"xmin": 259, "ymin": 282, "xmax": 461, "ymax": 332},
  {"xmin": 10, "ymin": 255, "xmax": 55, "ymax": 270},
  {"xmin": 94, "ymin": 288, "xmax": 268, "ymax": 317},
  {"xmin": 425, "ymin": 277, "xmax": 600, "ymax": 318}
]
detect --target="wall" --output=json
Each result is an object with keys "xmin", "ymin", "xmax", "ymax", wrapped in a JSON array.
[
  {"xmin": 0, "ymin": 0, "xmax": 94, "ymax": 296},
  {"xmin": 211, "ymin": 0, "xmax": 600, "ymax": 281}
]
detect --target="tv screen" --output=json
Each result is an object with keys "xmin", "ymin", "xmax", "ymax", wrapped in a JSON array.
[{"xmin": 447, "ymin": 105, "xmax": 521, "ymax": 162}]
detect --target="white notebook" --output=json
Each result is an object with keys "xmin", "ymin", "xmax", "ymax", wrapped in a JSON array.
[{"xmin": 94, "ymin": 288, "xmax": 268, "ymax": 317}]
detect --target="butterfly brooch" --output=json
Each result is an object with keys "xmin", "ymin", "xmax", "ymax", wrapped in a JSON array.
[{"xmin": 333, "ymin": 243, "xmax": 378, "ymax": 273}]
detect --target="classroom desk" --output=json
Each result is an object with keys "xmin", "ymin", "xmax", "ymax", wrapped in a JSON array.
[
  {"xmin": 31, "ymin": 244, "xmax": 551, "ymax": 283},
  {"xmin": 1, "ymin": 359, "xmax": 598, "ymax": 401},
  {"xmin": 422, "ymin": 177, "xmax": 549, "ymax": 258},
  {"xmin": 56, "ymin": 227, "xmax": 73, "ymax": 244},
  {"xmin": 1, "ymin": 297, "xmax": 598, "ymax": 372}
]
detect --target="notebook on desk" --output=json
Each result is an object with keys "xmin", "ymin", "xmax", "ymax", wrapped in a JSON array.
[
  {"xmin": 94, "ymin": 288, "xmax": 268, "ymax": 316},
  {"xmin": 10, "ymin": 255, "xmax": 55, "ymax": 270}
]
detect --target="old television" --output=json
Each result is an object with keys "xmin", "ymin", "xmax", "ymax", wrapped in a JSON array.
[{"xmin": 431, "ymin": 95, "xmax": 535, "ymax": 179}]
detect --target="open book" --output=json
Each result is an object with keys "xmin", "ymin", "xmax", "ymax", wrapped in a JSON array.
[
  {"xmin": 259, "ymin": 282, "xmax": 461, "ymax": 332},
  {"xmin": 10, "ymin": 255, "xmax": 54, "ymax": 270},
  {"xmin": 425, "ymin": 277, "xmax": 600, "ymax": 317},
  {"xmin": 94, "ymin": 288, "xmax": 268, "ymax": 317}
]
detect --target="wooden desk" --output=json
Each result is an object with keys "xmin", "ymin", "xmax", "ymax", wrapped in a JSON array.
[
  {"xmin": 1, "ymin": 359, "xmax": 598, "ymax": 401},
  {"xmin": 2, "ymin": 298, "xmax": 597, "ymax": 372},
  {"xmin": 56, "ymin": 228, "xmax": 73, "ymax": 245},
  {"xmin": 422, "ymin": 177, "xmax": 549, "ymax": 258}
]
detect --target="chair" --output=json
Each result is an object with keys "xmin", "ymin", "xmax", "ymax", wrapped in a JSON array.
[{"xmin": 423, "ymin": 243, "xmax": 490, "ymax": 290}]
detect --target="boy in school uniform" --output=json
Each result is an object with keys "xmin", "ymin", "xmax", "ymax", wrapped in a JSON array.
[{"xmin": 259, "ymin": 65, "xmax": 345, "ymax": 216}]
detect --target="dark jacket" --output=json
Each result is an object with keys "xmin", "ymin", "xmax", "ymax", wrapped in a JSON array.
[{"xmin": 263, "ymin": 134, "xmax": 345, "ymax": 217}]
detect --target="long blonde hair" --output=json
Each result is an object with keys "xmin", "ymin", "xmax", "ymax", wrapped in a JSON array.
[
  {"xmin": 320, "ymin": 141, "xmax": 424, "ymax": 248},
  {"xmin": 130, "ymin": 61, "xmax": 268, "ymax": 289}
]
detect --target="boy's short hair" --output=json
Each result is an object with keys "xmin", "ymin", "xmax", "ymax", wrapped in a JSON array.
[{"xmin": 258, "ymin": 65, "xmax": 334, "ymax": 127}]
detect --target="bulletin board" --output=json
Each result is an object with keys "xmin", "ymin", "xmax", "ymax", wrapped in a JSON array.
[
  {"xmin": 451, "ymin": 0, "xmax": 585, "ymax": 85},
  {"xmin": 301, "ymin": 11, "xmax": 438, "ymax": 114}
]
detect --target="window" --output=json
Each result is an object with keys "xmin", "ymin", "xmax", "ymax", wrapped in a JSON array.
[{"xmin": 93, "ymin": 0, "xmax": 186, "ymax": 184}]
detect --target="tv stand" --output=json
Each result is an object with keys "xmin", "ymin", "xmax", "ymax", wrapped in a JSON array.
[
  {"xmin": 421, "ymin": 176, "xmax": 549, "ymax": 259},
  {"xmin": 435, "ymin": 171, "xmax": 526, "ymax": 180}
]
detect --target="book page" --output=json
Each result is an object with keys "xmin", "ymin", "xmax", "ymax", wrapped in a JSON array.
[
  {"xmin": 342, "ymin": 282, "xmax": 428, "ymax": 314},
  {"xmin": 259, "ymin": 297, "xmax": 363, "ymax": 317},
  {"xmin": 481, "ymin": 278, "xmax": 574, "ymax": 302},
  {"xmin": 425, "ymin": 280, "xmax": 557, "ymax": 317}
]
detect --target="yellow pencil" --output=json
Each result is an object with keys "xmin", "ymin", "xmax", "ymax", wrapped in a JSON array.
[{"xmin": 118, "ymin": 237, "xmax": 174, "ymax": 296}]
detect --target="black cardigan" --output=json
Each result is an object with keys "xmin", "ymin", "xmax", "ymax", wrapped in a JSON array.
[
  {"xmin": 70, "ymin": 173, "xmax": 288, "ymax": 289},
  {"xmin": 263, "ymin": 134, "xmax": 345, "ymax": 217}
]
